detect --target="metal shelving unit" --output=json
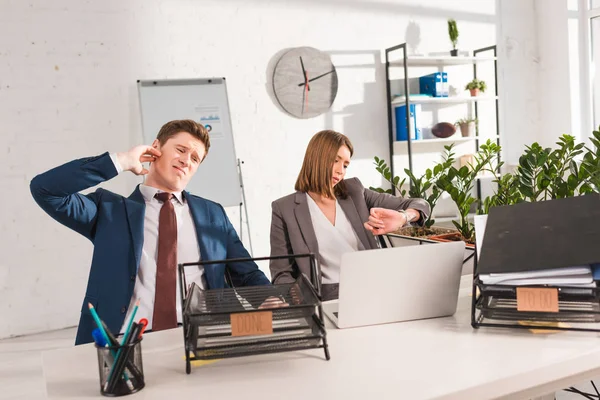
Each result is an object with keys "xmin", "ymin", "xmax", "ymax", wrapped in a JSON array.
[{"xmin": 384, "ymin": 43, "xmax": 501, "ymax": 202}]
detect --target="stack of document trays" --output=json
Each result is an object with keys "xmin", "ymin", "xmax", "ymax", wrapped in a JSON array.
[
  {"xmin": 472, "ymin": 195, "xmax": 600, "ymax": 331},
  {"xmin": 178, "ymin": 258, "xmax": 330, "ymax": 374}
]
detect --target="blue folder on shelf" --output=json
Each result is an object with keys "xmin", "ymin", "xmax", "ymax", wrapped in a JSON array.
[
  {"xmin": 394, "ymin": 104, "xmax": 421, "ymax": 141},
  {"xmin": 419, "ymin": 73, "xmax": 443, "ymax": 97}
]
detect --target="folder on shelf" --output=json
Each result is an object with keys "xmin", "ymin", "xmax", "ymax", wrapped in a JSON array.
[
  {"xmin": 442, "ymin": 72, "xmax": 449, "ymax": 97},
  {"xmin": 419, "ymin": 73, "xmax": 443, "ymax": 97},
  {"xmin": 394, "ymin": 104, "xmax": 421, "ymax": 141}
]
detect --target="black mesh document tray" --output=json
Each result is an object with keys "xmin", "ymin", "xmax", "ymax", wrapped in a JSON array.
[
  {"xmin": 473, "ymin": 280, "xmax": 600, "ymax": 330},
  {"xmin": 178, "ymin": 254, "xmax": 330, "ymax": 374},
  {"xmin": 471, "ymin": 196, "xmax": 600, "ymax": 333}
]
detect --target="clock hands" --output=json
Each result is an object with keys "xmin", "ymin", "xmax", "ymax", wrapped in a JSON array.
[
  {"xmin": 299, "ymin": 56, "xmax": 310, "ymax": 115},
  {"xmin": 299, "ymin": 56, "xmax": 310, "ymax": 91},
  {"xmin": 298, "ymin": 69, "xmax": 335, "ymax": 87},
  {"xmin": 302, "ymin": 77, "xmax": 307, "ymax": 115}
]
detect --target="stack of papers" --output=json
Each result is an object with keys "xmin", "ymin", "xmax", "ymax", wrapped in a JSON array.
[{"xmin": 479, "ymin": 265, "xmax": 596, "ymax": 287}]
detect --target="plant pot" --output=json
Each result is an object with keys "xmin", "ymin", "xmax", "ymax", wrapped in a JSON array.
[
  {"xmin": 428, "ymin": 232, "xmax": 475, "ymax": 248},
  {"xmin": 450, "ymin": 49, "xmax": 458, "ymax": 57},
  {"xmin": 394, "ymin": 225, "xmax": 454, "ymax": 238},
  {"xmin": 459, "ymin": 121, "xmax": 476, "ymax": 137},
  {"xmin": 469, "ymin": 88, "xmax": 479, "ymax": 97}
]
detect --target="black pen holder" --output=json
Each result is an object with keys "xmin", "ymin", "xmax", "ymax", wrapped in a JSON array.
[{"xmin": 96, "ymin": 338, "xmax": 145, "ymax": 397}]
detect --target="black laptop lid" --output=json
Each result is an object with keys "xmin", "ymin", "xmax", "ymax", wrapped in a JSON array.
[{"xmin": 477, "ymin": 194, "xmax": 600, "ymax": 275}]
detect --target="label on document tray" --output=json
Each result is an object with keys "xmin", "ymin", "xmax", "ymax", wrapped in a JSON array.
[
  {"xmin": 516, "ymin": 287, "xmax": 559, "ymax": 313},
  {"xmin": 230, "ymin": 311, "xmax": 274, "ymax": 336}
]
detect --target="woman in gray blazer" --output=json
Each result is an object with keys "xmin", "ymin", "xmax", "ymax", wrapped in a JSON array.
[{"xmin": 269, "ymin": 130, "xmax": 431, "ymax": 300}]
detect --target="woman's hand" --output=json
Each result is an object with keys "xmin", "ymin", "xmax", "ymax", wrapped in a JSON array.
[{"xmin": 363, "ymin": 207, "xmax": 408, "ymax": 235}]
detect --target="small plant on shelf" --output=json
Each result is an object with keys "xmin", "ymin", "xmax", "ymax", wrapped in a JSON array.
[
  {"xmin": 455, "ymin": 117, "xmax": 478, "ymax": 137},
  {"xmin": 465, "ymin": 79, "xmax": 487, "ymax": 96},
  {"xmin": 448, "ymin": 19, "xmax": 459, "ymax": 56}
]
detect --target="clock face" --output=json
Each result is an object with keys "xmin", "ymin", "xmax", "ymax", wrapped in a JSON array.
[{"xmin": 272, "ymin": 47, "xmax": 338, "ymax": 119}]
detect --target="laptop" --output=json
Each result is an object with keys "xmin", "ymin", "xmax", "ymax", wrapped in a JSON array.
[{"xmin": 323, "ymin": 240, "xmax": 465, "ymax": 328}]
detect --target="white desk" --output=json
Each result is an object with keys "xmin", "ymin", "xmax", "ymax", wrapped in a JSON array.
[{"xmin": 42, "ymin": 277, "xmax": 600, "ymax": 400}]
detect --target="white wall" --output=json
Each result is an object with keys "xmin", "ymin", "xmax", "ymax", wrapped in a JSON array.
[
  {"xmin": 0, "ymin": 0, "xmax": 540, "ymax": 338},
  {"xmin": 496, "ymin": 0, "xmax": 541, "ymax": 166},
  {"xmin": 535, "ymin": 0, "xmax": 575, "ymax": 149}
]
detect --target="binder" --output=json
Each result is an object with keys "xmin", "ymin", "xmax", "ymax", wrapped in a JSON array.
[
  {"xmin": 419, "ymin": 73, "xmax": 443, "ymax": 97},
  {"xmin": 477, "ymin": 195, "xmax": 600, "ymax": 275},
  {"xmin": 442, "ymin": 72, "xmax": 449, "ymax": 97},
  {"xmin": 394, "ymin": 104, "xmax": 422, "ymax": 141}
]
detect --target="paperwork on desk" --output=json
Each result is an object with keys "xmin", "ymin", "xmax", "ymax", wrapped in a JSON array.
[
  {"xmin": 479, "ymin": 265, "xmax": 595, "ymax": 286},
  {"xmin": 475, "ymin": 214, "xmax": 597, "ymax": 287}
]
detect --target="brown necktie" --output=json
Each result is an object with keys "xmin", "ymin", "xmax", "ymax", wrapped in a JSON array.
[{"xmin": 153, "ymin": 192, "xmax": 178, "ymax": 331}]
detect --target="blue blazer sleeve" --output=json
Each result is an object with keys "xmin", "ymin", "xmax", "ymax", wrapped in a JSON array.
[
  {"xmin": 30, "ymin": 152, "xmax": 118, "ymax": 241},
  {"xmin": 219, "ymin": 205, "xmax": 270, "ymax": 287}
]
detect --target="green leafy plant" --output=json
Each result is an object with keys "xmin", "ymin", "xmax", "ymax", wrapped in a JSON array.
[
  {"xmin": 370, "ymin": 128, "xmax": 600, "ymax": 244},
  {"xmin": 370, "ymin": 156, "xmax": 406, "ymax": 196},
  {"xmin": 516, "ymin": 142, "xmax": 551, "ymax": 202},
  {"xmin": 580, "ymin": 128, "xmax": 600, "ymax": 193},
  {"xmin": 476, "ymin": 141, "xmax": 522, "ymax": 214},
  {"xmin": 448, "ymin": 19, "xmax": 459, "ymax": 50},
  {"xmin": 546, "ymin": 135, "xmax": 585, "ymax": 199},
  {"xmin": 370, "ymin": 145, "xmax": 455, "ymax": 228},
  {"xmin": 404, "ymin": 144, "xmax": 456, "ymax": 228},
  {"xmin": 465, "ymin": 78, "xmax": 487, "ymax": 92},
  {"xmin": 516, "ymin": 135, "xmax": 586, "ymax": 201},
  {"xmin": 455, "ymin": 117, "xmax": 478, "ymax": 126},
  {"xmin": 436, "ymin": 140, "xmax": 500, "ymax": 242}
]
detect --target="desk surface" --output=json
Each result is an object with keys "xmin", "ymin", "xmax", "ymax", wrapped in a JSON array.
[{"xmin": 42, "ymin": 277, "xmax": 600, "ymax": 400}]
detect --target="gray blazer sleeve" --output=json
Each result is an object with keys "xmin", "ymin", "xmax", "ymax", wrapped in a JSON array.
[
  {"xmin": 269, "ymin": 201, "xmax": 297, "ymax": 284},
  {"xmin": 354, "ymin": 178, "xmax": 431, "ymax": 225}
]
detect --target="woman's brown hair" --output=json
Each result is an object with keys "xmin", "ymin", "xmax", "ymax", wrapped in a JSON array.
[{"xmin": 295, "ymin": 130, "xmax": 354, "ymax": 199}]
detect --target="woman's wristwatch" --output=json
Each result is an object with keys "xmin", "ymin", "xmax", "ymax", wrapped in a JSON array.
[{"xmin": 398, "ymin": 209, "xmax": 412, "ymax": 225}]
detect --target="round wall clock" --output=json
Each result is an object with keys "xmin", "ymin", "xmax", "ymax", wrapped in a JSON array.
[{"xmin": 272, "ymin": 47, "xmax": 338, "ymax": 119}]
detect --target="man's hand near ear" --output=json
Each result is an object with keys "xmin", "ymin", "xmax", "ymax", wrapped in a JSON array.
[{"xmin": 116, "ymin": 145, "xmax": 162, "ymax": 176}]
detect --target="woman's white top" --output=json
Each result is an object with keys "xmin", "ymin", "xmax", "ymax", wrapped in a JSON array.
[{"xmin": 306, "ymin": 193, "xmax": 364, "ymax": 284}]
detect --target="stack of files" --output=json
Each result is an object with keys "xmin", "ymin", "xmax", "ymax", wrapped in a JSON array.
[
  {"xmin": 479, "ymin": 265, "xmax": 595, "ymax": 287},
  {"xmin": 476, "ymin": 195, "xmax": 600, "ymax": 288}
]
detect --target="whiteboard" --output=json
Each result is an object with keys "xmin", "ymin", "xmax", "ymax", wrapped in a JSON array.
[{"xmin": 137, "ymin": 78, "xmax": 241, "ymax": 207}]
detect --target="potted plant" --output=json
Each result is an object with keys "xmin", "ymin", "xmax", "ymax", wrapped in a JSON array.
[
  {"xmin": 465, "ymin": 78, "xmax": 486, "ymax": 97},
  {"xmin": 370, "ymin": 144, "xmax": 456, "ymax": 235},
  {"xmin": 432, "ymin": 140, "xmax": 501, "ymax": 247},
  {"xmin": 455, "ymin": 117, "xmax": 478, "ymax": 137},
  {"xmin": 580, "ymin": 128, "xmax": 600, "ymax": 193},
  {"xmin": 448, "ymin": 19, "xmax": 459, "ymax": 56}
]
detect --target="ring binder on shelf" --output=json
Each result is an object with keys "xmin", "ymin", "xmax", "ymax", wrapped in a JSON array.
[{"xmin": 178, "ymin": 253, "xmax": 330, "ymax": 374}]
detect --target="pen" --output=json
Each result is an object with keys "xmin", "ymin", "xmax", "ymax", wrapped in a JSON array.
[
  {"xmin": 88, "ymin": 303, "xmax": 112, "ymax": 348},
  {"xmin": 106, "ymin": 299, "xmax": 140, "ymax": 392},
  {"xmin": 107, "ymin": 322, "xmax": 140, "ymax": 393},
  {"xmin": 137, "ymin": 318, "xmax": 148, "ymax": 339}
]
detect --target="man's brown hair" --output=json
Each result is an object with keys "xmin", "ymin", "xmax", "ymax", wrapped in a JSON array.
[
  {"xmin": 156, "ymin": 119, "xmax": 211, "ymax": 159},
  {"xmin": 295, "ymin": 130, "xmax": 354, "ymax": 199}
]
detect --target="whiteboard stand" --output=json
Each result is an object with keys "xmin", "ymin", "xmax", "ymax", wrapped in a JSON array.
[{"xmin": 237, "ymin": 159, "xmax": 253, "ymax": 257}]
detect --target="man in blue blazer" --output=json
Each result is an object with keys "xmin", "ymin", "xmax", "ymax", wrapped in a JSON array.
[{"xmin": 31, "ymin": 120, "xmax": 273, "ymax": 345}]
